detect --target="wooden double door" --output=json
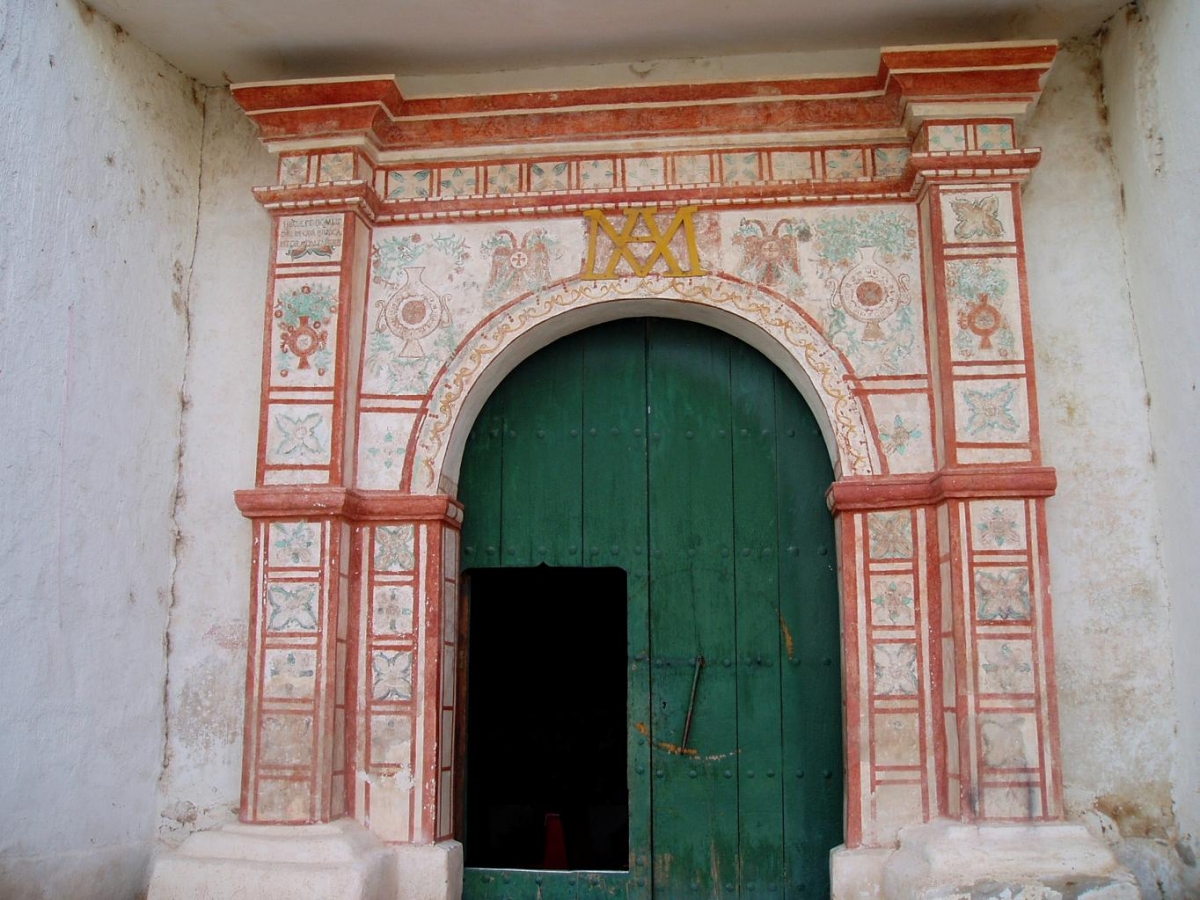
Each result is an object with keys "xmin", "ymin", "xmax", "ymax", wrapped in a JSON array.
[{"xmin": 458, "ymin": 318, "xmax": 842, "ymax": 900}]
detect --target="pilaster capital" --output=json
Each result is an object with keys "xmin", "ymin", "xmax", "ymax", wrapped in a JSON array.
[
  {"xmin": 234, "ymin": 486, "xmax": 464, "ymax": 526},
  {"xmin": 827, "ymin": 466, "xmax": 1056, "ymax": 513}
]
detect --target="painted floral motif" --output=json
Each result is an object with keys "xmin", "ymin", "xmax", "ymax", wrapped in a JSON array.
[
  {"xmin": 579, "ymin": 158, "xmax": 615, "ymax": 188},
  {"xmin": 267, "ymin": 583, "xmax": 319, "ymax": 631},
  {"xmin": 486, "ymin": 164, "xmax": 520, "ymax": 195},
  {"xmin": 387, "ymin": 169, "xmax": 432, "ymax": 200},
  {"xmin": 976, "ymin": 506, "xmax": 1022, "ymax": 549},
  {"xmin": 271, "ymin": 522, "xmax": 317, "ymax": 566},
  {"xmin": 950, "ymin": 194, "xmax": 1005, "ymax": 241},
  {"xmin": 868, "ymin": 512, "xmax": 913, "ymax": 559},
  {"xmin": 273, "ymin": 412, "xmax": 326, "ymax": 459},
  {"xmin": 673, "ymin": 154, "xmax": 712, "ymax": 184},
  {"xmin": 770, "ymin": 151, "xmax": 812, "ymax": 181},
  {"xmin": 365, "ymin": 429, "xmax": 406, "ymax": 474},
  {"xmin": 482, "ymin": 228, "xmax": 557, "ymax": 304},
  {"xmin": 732, "ymin": 217, "xmax": 811, "ymax": 291},
  {"xmin": 721, "ymin": 152, "xmax": 760, "ymax": 184},
  {"xmin": 529, "ymin": 161, "xmax": 569, "ymax": 192},
  {"xmin": 372, "ymin": 651, "xmax": 414, "ymax": 701},
  {"xmin": 963, "ymin": 383, "xmax": 1020, "ymax": 436},
  {"xmin": 824, "ymin": 148, "xmax": 864, "ymax": 180},
  {"xmin": 873, "ymin": 147, "xmax": 909, "ymax": 178},
  {"xmin": 926, "ymin": 124, "xmax": 966, "ymax": 151},
  {"xmin": 374, "ymin": 525, "xmax": 416, "ymax": 573},
  {"xmin": 439, "ymin": 167, "xmax": 478, "ymax": 197},
  {"xmin": 319, "ymin": 153, "xmax": 354, "ymax": 182},
  {"xmin": 980, "ymin": 642, "xmax": 1034, "ymax": 693},
  {"xmin": 625, "ymin": 156, "xmax": 667, "ymax": 188},
  {"xmin": 373, "ymin": 586, "xmax": 414, "ymax": 635},
  {"xmin": 949, "ymin": 259, "xmax": 1017, "ymax": 359},
  {"xmin": 274, "ymin": 283, "xmax": 337, "ymax": 377},
  {"xmin": 872, "ymin": 579, "xmax": 915, "ymax": 625},
  {"xmin": 880, "ymin": 415, "xmax": 922, "ymax": 456},
  {"xmin": 279, "ymin": 155, "xmax": 308, "ymax": 185},
  {"xmin": 975, "ymin": 123, "xmax": 1015, "ymax": 150},
  {"xmin": 266, "ymin": 650, "xmax": 316, "ymax": 697},
  {"xmin": 976, "ymin": 569, "xmax": 1032, "ymax": 620},
  {"xmin": 874, "ymin": 643, "xmax": 919, "ymax": 696}
]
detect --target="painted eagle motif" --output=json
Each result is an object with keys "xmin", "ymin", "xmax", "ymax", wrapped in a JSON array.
[{"xmin": 483, "ymin": 229, "xmax": 554, "ymax": 304}]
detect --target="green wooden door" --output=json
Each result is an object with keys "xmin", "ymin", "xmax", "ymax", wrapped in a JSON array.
[{"xmin": 458, "ymin": 319, "xmax": 842, "ymax": 900}]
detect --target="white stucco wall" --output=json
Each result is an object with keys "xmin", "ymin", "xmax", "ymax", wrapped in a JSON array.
[
  {"xmin": 155, "ymin": 87, "xmax": 273, "ymax": 844},
  {"xmin": 0, "ymin": 0, "xmax": 203, "ymax": 897},
  {"xmin": 1022, "ymin": 36, "xmax": 1186, "ymax": 896},
  {"xmin": 1101, "ymin": 0, "xmax": 1200, "ymax": 865}
]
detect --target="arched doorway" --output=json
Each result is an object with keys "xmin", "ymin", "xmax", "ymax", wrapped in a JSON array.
[{"xmin": 456, "ymin": 318, "xmax": 843, "ymax": 900}]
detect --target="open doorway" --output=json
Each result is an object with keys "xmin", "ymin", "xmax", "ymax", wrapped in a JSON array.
[{"xmin": 461, "ymin": 566, "xmax": 629, "ymax": 872}]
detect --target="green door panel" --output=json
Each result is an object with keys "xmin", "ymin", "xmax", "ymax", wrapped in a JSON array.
[{"xmin": 458, "ymin": 318, "xmax": 841, "ymax": 900}]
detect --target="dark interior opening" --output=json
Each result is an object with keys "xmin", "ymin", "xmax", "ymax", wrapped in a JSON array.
[{"xmin": 462, "ymin": 566, "xmax": 629, "ymax": 872}]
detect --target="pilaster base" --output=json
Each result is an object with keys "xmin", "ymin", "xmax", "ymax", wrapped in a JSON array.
[
  {"xmin": 395, "ymin": 841, "xmax": 463, "ymax": 900},
  {"xmin": 147, "ymin": 819, "xmax": 397, "ymax": 900},
  {"xmin": 832, "ymin": 845, "xmax": 893, "ymax": 899},
  {"xmin": 882, "ymin": 820, "xmax": 1140, "ymax": 899}
]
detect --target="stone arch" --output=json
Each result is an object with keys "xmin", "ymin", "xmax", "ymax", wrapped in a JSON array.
[{"xmin": 404, "ymin": 272, "xmax": 878, "ymax": 494}]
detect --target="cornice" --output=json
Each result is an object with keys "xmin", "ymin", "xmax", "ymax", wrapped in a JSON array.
[
  {"xmin": 231, "ymin": 41, "xmax": 1057, "ymax": 156},
  {"xmin": 827, "ymin": 466, "xmax": 1057, "ymax": 513},
  {"xmin": 234, "ymin": 486, "xmax": 464, "ymax": 525}
]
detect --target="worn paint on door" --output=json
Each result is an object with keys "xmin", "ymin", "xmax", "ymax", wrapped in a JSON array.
[{"xmin": 458, "ymin": 319, "xmax": 842, "ymax": 900}]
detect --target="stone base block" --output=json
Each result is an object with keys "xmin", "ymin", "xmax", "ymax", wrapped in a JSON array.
[
  {"xmin": 882, "ymin": 820, "xmax": 1141, "ymax": 899},
  {"xmin": 395, "ymin": 841, "xmax": 463, "ymax": 900},
  {"xmin": 832, "ymin": 845, "xmax": 893, "ymax": 899},
  {"xmin": 147, "ymin": 819, "xmax": 397, "ymax": 900}
]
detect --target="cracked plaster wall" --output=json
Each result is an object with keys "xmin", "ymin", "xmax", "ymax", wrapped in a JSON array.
[
  {"xmin": 0, "ymin": 0, "xmax": 203, "ymax": 897},
  {"xmin": 1022, "ymin": 34, "xmax": 1186, "ymax": 899},
  {"xmin": 1097, "ymin": 0, "xmax": 1200, "ymax": 895}
]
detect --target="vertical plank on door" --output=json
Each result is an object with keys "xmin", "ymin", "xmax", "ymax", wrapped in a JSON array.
[
  {"xmin": 498, "ymin": 338, "xmax": 584, "ymax": 566},
  {"xmin": 730, "ymin": 344, "xmax": 785, "ymax": 897},
  {"xmin": 775, "ymin": 369, "xmax": 842, "ymax": 900},
  {"xmin": 647, "ymin": 320, "xmax": 738, "ymax": 900},
  {"xmin": 582, "ymin": 319, "xmax": 651, "ymax": 900}
]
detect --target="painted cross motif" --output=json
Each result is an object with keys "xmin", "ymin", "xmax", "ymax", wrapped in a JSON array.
[
  {"xmin": 976, "ymin": 506, "xmax": 1022, "ymax": 549},
  {"xmin": 963, "ymin": 383, "xmax": 1020, "ymax": 436},
  {"xmin": 880, "ymin": 415, "xmax": 922, "ymax": 456},
  {"xmin": 868, "ymin": 512, "xmax": 913, "ymax": 559},
  {"xmin": 273, "ymin": 412, "xmax": 326, "ymax": 458},
  {"xmin": 374, "ymin": 525, "xmax": 416, "ymax": 573},
  {"xmin": 270, "ymin": 522, "xmax": 318, "ymax": 566},
  {"xmin": 372, "ymin": 651, "xmax": 414, "ymax": 701},
  {"xmin": 873, "ymin": 643, "xmax": 919, "ymax": 696},
  {"xmin": 267, "ymin": 583, "xmax": 319, "ymax": 631},
  {"xmin": 950, "ymin": 194, "xmax": 1005, "ymax": 241},
  {"xmin": 872, "ymin": 579, "xmax": 916, "ymax": 625},
  {"xmin": 980, "ymin": 642, "xmax": 1034, "ymax": 693},
  {"xmin": 976, "ymin": 569, "xmax": 1032, "ymax": 620}
]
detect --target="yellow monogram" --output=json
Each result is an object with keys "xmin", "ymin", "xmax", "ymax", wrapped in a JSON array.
[{"xmin": 582, "ymin": 206, "xmax": 708, "ymax": 279}]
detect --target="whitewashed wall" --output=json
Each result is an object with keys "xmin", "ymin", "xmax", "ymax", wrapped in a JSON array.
[
  {"xmin": 1101, "ymin": 0, "xmax": 1200, "ymax": 894},
  {"xmin": 0, "ymin": 0, "xmax": 202, "ymax": 896}
]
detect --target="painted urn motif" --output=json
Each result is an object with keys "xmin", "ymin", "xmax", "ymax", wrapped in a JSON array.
[
  {"xmin": 830, "ymin": 245, "xmax": 911, "ymax": 341},
  {"xmin": 376, "ymin": 266, "xmax": 451, "ymax": 357}
]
